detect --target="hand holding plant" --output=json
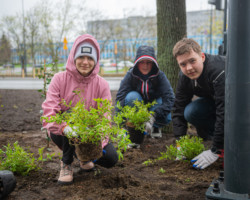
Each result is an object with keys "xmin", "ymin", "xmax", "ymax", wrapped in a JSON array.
[
  {"xmin": 115, "ymin": 100, "xmax": 156, "ymax": 132},
  {"xmin": 42, "ymin": 90, "xmax": 131, "ymax": 160}
]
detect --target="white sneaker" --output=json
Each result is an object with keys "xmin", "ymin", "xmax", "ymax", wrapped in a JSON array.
[{"xmin": 151, "ymin": 127, "xmax": 162, "ymax": 138}]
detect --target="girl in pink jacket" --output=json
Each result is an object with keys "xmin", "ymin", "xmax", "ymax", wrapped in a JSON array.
[{"xmin": 42, "ymin": 34, "xmax": 118, "ymax": 185}]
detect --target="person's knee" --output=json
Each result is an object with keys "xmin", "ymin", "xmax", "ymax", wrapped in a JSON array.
[
  {"xmin": 125, "ymin": 91, "xmax": 142, "ymax": 106},
  {"xmin": 98, "ymin": 143, "xmax": 118, "ymax": 168},
  {"xmin": 184, "ymin": 98, "xmax": 215, "ymax": 124},
  {"xmin": 105, "ymin": 154, "xmax": 118, "ymax": 168},
  {"xmin": 166, "ymin": 113, "xmax": 172, "ymax": 125},
  {"xmin": 184, "ymin": 104, "xmax": 195, "ymax": 123}
]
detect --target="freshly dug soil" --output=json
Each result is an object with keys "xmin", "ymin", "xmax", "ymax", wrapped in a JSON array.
[{"xmin": 0, "ymin": 89, "xmax": 223, "ymax": 200}]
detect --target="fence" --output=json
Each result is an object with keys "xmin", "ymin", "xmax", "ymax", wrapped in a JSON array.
[
  {"xmin": 0, "ymin": 65, "xmax": 128, "ymax": 78},
  {"xmin": 10, "ymin": 35, "xmax": 223, "ymax": 66}
]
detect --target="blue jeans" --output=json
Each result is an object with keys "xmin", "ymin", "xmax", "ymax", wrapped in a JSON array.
[
  {"xmin": 184, "ymin": 97, "xmax": 216, "ymax": 139},
  {"xmin": 125, "ymin": 91, "xmax": 171, "ymax": 128}
]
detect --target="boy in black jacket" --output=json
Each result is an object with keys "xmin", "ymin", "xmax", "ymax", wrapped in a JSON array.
[
  {"xmin": 172, "ymin": 38, "xmax": 225, "ymax": 169},
  {"xmin": 116, "ymin": 45, "xmax": 175, "ymax": 138}
]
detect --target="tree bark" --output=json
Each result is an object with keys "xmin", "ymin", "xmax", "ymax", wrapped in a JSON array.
[
  {"xmin": 157, "ymin": 0, "xmax": 187, "ymax": 134},
  {"xmin": 157, "ymin": 0, "xmax": 187, "ymax": 92}
]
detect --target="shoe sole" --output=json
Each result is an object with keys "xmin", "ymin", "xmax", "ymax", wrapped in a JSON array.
[
  {"xmin": 57, "ymin": 180, "xmax": 73, "ymax": 185},
  {"xmin": 79, "ymin": 167, "xmax": 96, "ymax": 172}
]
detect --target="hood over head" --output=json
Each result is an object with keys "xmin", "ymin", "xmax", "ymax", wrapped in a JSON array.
[
  {"xmin": 134, "ymin": 45, "xmax": 159, "ymax": 68},
  {"xmin": 66, "ymin": 34, "xmax": 100, "ymax": 82},
  {"xmin": 132, "ymin": 45, "xmax": 159, "ymax": 77}
]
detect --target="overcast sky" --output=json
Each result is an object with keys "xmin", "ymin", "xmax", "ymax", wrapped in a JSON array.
[{"xmin": 1, "ymin": 0, "xmax": 211, "ymax": 19}]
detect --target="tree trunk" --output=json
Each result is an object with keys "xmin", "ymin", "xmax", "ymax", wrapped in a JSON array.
[
  {"xmin": 157, "ymin": 0, "xmax": 187, "ymax": 92},
  {"xmin": 157, "ymin": 0, "xmax": 187, "ymax": 134}
]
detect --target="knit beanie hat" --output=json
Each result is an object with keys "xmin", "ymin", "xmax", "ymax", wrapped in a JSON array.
[{"xmin": 74, "ymin": 42, "xmax": 97, "ymax": 64}]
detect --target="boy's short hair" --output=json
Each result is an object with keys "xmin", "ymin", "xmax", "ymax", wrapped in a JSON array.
[{"xmin": 173, "ymin": 38, "xmax": 201, "ymax": 58}]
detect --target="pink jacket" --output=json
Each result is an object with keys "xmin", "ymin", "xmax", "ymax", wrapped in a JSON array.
[{"xmin": 42, "ymin": 34, "xmax": 111, "ymax": 147}]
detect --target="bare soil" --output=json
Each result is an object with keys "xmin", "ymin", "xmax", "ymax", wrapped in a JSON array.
[{"xmin": 0, "ymin": 89, "xmax": 223, "ymax": 200}]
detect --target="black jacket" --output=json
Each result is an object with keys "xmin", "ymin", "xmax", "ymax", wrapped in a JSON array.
[
  {"xmin": 172, "ymin": 53, "xmax": 225, "ymax": 149},
  {"xmin": 116, "ymin": 46, "xmax": 175, "ymax": 122}
]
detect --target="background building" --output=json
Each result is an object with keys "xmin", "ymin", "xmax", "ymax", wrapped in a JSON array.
[{"xmin": 10, "ymin": 10, "xmax": 224, "ymax": 65}]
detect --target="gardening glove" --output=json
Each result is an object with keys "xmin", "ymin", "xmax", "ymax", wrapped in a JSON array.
[
  {"xmin": 175, "ymin": 144, "xmax": 186, "ymax": 161},
  {"xmin": 191, "ymin": 149, "xmax": 219, "ymax": 169},
  {"xmin": 63, "ymin": 126, "xmax": 78, "ymax": 137},
  {"xmin": 145, "ymin": 115, "xmax": 155, "ymax": 136}
]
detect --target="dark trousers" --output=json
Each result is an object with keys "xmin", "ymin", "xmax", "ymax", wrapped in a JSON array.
[
  {"xmin": 50, "ymin": 133, "xmax": 118, "ymax": 168},
  {"xmin": 184, "ymin": 97, "xmax": 216, "ymax": 140}
]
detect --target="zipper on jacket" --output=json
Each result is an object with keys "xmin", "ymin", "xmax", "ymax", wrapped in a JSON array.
[
  {"xmin": 144, "ymin": 80, "xmax": 149, "ymax": 100},
  {"xmin": 213, "ymin": 70, "xmax": 225, "ymax": 83}
]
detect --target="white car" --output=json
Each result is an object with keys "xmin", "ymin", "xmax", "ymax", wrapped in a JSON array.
[
  {"xmin": 100, "ymin": 59, "xmax": 116, "ymax": 67},
  {"xmin": 117, "ymin": 61, "xmax": 134, "ymax": 68}
]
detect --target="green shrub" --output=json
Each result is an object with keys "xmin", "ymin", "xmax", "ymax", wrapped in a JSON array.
[
  {"xmin": 0, "ymin": 141, "xmax": 38, "ymax": 175},
  {"xmin": 41, "ymin": 90, "xmax": 131, "ymax": 160},
  {"xmin": 175, "ymin": 135, "xmax": 205, "ymax": 160},
  {"xmin": 143, "ymin": 135, "xmax": 205, "ymax": 165},
  {"xmin": 115, "ymin": 100, "xmax": 156, "ymax": 132},
  {"xmin": 0, "ymin": 142, "xmax": 56, "ymax": 176}
]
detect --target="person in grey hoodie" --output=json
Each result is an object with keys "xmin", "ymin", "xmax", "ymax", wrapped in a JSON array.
[{"xmin": 116, "ymin": 45, "xmax": 175, "ymax": 138}]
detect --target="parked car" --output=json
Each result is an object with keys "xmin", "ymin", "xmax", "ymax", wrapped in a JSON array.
[
  {"xmin": 117, "ymin": 60, "xmax": 134, "ymax": 68},
  {"xmin": 100, "ymin": 59, "xmax": 117, "ymax": 67}
]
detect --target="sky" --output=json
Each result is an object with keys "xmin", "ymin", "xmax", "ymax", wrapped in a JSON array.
[{"xmin": 0, "ymin": 0, "xmax": 211, "ymax": 19}]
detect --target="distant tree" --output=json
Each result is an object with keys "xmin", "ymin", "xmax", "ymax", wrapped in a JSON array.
[
  {"xmin": 0, "ymin": 33, "xmax": 12, "ymax": 64},
  {"xmin": 196, "ymin": 10, "xmax": 223, "ymax": 37},
  {"xmin": 39, "ymin": 0, "xmax": 77, "ymax": 71},
  {"xmin": 126, "ymin": 16, "xmax": 157, "ymax": 58},
  {"xmin": 196, "ymin": 10, "xmax": 223, "ymax": 52},
  {"xmin": 26, "ymin": 6, "xmax": 41, "ymax": 65},
  {"xmin": 157, "ymin": 0, "xmax": 187, "ymax": 92},
  {"xmin": 86, "ymin": 11, "xmax": 157, "ymax": 62},
  {"xmin": 87, "ymin": 17, "xmax": 121, "ymax": 58},
  {"xmin": 0, "ymin": 15, "xmax": 23, "ymax": 64}
]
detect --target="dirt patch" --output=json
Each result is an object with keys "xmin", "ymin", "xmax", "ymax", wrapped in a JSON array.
[{"xmin": 0, "ymin": 89, "xmax": 223, "ymax": 200}]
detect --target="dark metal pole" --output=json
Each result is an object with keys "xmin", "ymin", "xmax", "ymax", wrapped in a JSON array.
[{"xmin": 224, "ymin": 0, "xmax": 250, "ymax": 194}]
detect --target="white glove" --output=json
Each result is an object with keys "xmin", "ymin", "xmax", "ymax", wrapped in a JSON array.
[
  {"xmin": 145, "ymin": 116, "xmax": 155, "ymax": 135},
  {"xmin": 175, "ymin": 145, "xmax": 186, "ymax": 161},
  {"xmin": 63, "ymin": 126, "xmax": 78, "ymax": 137},
  {"xmin": 191, "ymin": 149, "xmax": 219, "ymax": 169}
]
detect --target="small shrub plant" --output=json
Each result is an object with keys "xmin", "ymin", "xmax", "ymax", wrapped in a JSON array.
[
  {"xmin": 41, "ymin": 90, "xmax": 131, "ymax": 160},
  {"xmin": 0, "ymin": 142, "xmax": 55, "ymax": 176},
  {"xmin": 115, "ymin": 100, "xmax": 156, "ymax": 132},
  {"xmin": 174, "ymin": 135, "xmax": 205, "ymax": 160},
  {"xmin": 37, "ymin": 61, "xmax": 58, "ymax": 148},
  {"xmin": 37, "ymin": 62, "xmax": 57, "ymax": 98},
  {"xmin": 143, "ymin": 135, "xmax": 205, "ymax": 165}
]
